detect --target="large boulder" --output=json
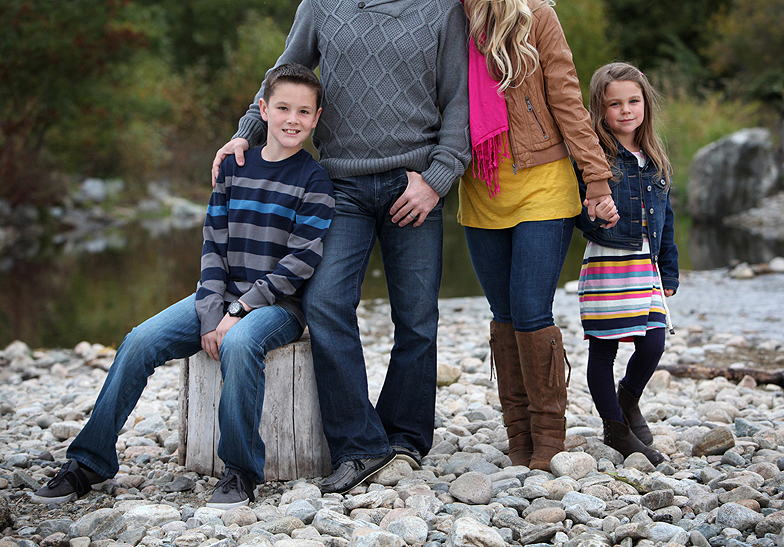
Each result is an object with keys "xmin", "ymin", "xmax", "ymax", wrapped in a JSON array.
[{"xmin": 688, "ymin": 128, "xmax": 780, "ymax": 220}]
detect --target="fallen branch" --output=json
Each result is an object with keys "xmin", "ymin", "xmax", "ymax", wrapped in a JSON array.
[{"xmin": 657, "ymin": 363, "xmax": 784, "ymax": 388}]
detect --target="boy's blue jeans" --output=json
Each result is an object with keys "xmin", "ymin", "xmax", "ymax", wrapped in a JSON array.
[
  {"xmin": 66, "ymin": 293, "xmax": 302, "ymax": 485},
  {"xmin": 303, "ymin": 169, "xmax": 442, "ymax": 467}
]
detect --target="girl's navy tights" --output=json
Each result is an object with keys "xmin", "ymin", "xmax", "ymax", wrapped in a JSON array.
[{"xmin": 586, "ymin": 328, "xmax": 666, "ymax": 422}]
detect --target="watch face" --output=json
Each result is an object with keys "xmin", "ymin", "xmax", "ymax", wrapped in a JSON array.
[{"xmin": 228, "ymin": 301, "xmax": 242, "ymax": 316}]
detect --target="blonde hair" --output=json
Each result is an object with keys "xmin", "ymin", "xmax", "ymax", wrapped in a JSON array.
[
  {"xmin": 589, "ymin": 62, "xmax": 671, "ymax": 185},
  {"xmin": 464, "ymin": 0, "xmax": 554, "ymax": 91}
]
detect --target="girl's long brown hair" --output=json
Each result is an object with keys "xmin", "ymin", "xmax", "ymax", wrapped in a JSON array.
[
  {"xmin": 464, "ymin": 0, "xmax": 554, "ymax": 91},
  {"xmin": 589, "ymin": 62, "xmax": 671, "ymax": 186}
]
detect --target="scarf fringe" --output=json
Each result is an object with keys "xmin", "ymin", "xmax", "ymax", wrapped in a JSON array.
[{"xmin": 472, "ymin": 129, "xmax": 510, "ymax": 198}]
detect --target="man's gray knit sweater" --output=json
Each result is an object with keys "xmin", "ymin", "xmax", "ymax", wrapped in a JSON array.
[{"xmin": 234, "ymin": 0, "xmax": 471, "ymax": 197}]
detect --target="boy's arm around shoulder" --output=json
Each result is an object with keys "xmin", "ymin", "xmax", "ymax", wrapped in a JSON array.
[
  {"xmin": 658, "ymin": 191, "xmax": 679, "ymax": 295},
  {"xmin": 240, "ymin": 167, "xmax": 335, "ymax": 309}
]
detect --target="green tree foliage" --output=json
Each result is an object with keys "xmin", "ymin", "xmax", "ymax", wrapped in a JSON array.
[
  {"xmin": 160, "ymin": 13, "xmax": 288, "ymax": 189},
  {"xmin": 602, "ymin": 0, "xmax": 730, "ymax": 72},
  {"xmin": 133, "ymin": 0, "xmax": 300, "ymax": 72},
  {"xmin": 0, "ymin": 0, "xmax": 150, "ymax": 203},
  {"xmin": 0, "ymin": 0, "xmax": 293, "ymax": 203},
  {"xmin": 706, "ymin": 0, "xmax": 784, "ymax": 112},
  {"xmin": 555, "ymin": 0, "xmax": 618, "ymax": 95}
]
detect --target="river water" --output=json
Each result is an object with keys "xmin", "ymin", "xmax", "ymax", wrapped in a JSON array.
[{"xmin": 1, "ymin": 195, "xmax": 782, "ymax": 349}]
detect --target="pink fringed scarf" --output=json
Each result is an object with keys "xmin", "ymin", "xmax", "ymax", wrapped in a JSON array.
[{"xmin": 467, "ymin": 35, "xmax": 511, "ymax": 197}]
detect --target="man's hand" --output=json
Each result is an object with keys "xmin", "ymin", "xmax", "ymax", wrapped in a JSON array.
[
  {"xmin": 664, "ymin": 289, "xmax": 675, "ymax": 297},
  {"xmin": 389, "ymin": 171, "xmax": 440, "ymax": 227},
  {"xmin": 200, "ymin": 313, "xmax": 241, "ymax": 361},
  {"xmin": 211, "ymin": 138, "xmax": 250, "ymax": 187},
  {"xmin": 584, "ymin": 195, "xmax": 620, "ymax": 229}
]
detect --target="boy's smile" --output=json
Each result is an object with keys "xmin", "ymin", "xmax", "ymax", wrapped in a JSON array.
[{"xmin": 260, "ymin": 82, "xmax": 322, "ymax": 161}]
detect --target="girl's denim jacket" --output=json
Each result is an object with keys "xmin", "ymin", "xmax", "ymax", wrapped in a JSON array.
[{"xmin": 575, "ymin": 144, "xmax": 679, "ymax": 294}]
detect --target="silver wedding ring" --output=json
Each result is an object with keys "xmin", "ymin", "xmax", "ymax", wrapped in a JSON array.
[{"xmin": 409, "ymin": 212, "xmax": 418, "ymax": 220}]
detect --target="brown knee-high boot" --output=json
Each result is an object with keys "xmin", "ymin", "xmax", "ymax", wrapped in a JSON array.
[
  {"xmin": 490, "ymin": 321, "xmax": 533, "ymax": 466},
  {"xmin": 516, "ymin": 326, "xmax": 571, "ymax": 472}
]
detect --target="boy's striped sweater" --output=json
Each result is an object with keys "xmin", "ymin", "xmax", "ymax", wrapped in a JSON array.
[{"xmin": 195, "ymin": 148, "xmax": 334, "ymax": 335}]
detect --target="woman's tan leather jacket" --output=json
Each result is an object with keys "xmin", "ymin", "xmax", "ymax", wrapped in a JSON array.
[{"xmin": 504, "ymin": 0, "xmax": 611, "ymax": 199}]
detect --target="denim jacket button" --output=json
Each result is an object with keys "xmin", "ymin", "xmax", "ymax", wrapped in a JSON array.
[
  {"xmin": 358, "ymin": 1, "xmax": 365, "ymax": 7},
  {"xmin": 653, "ymin": 231, "xmax": 657, "ymax": 238},
  {"xmin": 649, "ymin": 208, "xmax": 654, "ymax": 215},
  {"xmin": 647, "ymin": 185, "xmax": 652, "ymax": 191}
]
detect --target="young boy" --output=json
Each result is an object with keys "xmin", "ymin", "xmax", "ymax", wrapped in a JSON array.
[{"xmin": 30, "ymin": 63, "xmax": 333, "ymax": 509}]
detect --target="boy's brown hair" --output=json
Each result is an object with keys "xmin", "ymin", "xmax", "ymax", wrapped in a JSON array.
[{"xmin": 263, "ymin": 63, "xmax": 322, "ymax": 108}]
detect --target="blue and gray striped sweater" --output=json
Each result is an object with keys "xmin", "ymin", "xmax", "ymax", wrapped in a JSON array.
[{"xmin": 195, "ymin": 148, "xmax": 334, "ymax": 335}]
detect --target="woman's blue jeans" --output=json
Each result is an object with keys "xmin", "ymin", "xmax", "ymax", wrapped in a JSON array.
[
  {"xmin": 66, "ymin": 293, "xmax": 302, "ymax": 484},
  {"xmin": 303, "ymin": 169, "xmax": 442, "ymax": 466},
  {"xmin": 464, "ymin": 218, "xmax": 575, "ymax": 332}
]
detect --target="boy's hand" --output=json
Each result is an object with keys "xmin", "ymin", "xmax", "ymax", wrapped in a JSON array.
[
  {"xmin": 200, "ymin": 314, "xmax": 241, "ymax": 361},
  {"xmin": 584, "ymin": 195, "xmax": 620, "ymax": 228},
  {"xmin": 664, "ymin": 289, "xmax": 675, "ymax": 297},
  {"xmin": 201, "ymin": 331, "xmax": 221, "ymax": 361},
  {"xmin": 211, "ymin": 138, "xmax": 250, "ymax": 187},
  {"xmin": 390, "ymin": 171, "xmax": 439, "ymax": 227}
]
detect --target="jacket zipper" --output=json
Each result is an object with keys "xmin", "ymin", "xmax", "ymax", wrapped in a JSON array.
[{"xmin": 526, "ymin": 96, "xmax": 548, "ymax": 140}]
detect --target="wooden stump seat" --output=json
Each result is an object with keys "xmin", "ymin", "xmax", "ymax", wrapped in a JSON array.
[{"xmin": 178, "ymin": 333, "xmax": 332, "ymax": 481}]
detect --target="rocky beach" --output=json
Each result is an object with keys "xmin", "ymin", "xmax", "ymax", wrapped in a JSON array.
[{"xmin": 2, "ymin": 268, "xmax": 784, "ymax": 547}]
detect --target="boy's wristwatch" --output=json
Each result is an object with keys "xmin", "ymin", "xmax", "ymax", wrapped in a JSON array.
[{"xmin": 227, "ymin": 300, "xmax": 249, "ymax": 318}]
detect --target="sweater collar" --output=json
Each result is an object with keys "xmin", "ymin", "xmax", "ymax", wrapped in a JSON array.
[{"xmin": 361, "ymin": 0, "xmax": 434, "ymax": 17}]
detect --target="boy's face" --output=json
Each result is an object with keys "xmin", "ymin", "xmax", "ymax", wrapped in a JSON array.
[{"xmin": 260, "ymin": 82, "xmax": 321, "ymax": 160}]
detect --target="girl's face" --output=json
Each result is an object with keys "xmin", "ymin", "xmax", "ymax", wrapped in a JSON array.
[{"xmin": 603, "ymin": 80, "xmax": 644, "ymax": 149}]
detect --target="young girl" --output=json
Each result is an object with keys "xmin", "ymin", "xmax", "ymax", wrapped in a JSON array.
[{"xmin": 577, "ymin": 62, "xmax": 679, "ymax": 465}]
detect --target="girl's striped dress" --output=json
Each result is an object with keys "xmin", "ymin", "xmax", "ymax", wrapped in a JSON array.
[{"xmin": 578, "ymin": 152, "xmax": 667, "ymax": 340}]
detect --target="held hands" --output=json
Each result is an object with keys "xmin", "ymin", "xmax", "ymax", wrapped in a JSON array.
[
  {"xmin": 389, "ymin": 171, "xmax": 439, "ymax": 227},
  {"xmin": 211, "ymin": 138, "xmax": 250, "ymax": 187},
  {"xmin": 664, "ymin": 289, "xmax": 675, "ymax": 297},
  {"xmin": 585, "ymin": 195, "xmax": 620, "ymax": 229},
  {"xmin": 200, "ymin": 313, "xmax": 241, "ymax": 361}
]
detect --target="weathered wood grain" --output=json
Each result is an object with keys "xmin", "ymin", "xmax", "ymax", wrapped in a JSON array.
[{"xmin": 179, "ymin": 334, "xmax": 331, "ymax": 480}]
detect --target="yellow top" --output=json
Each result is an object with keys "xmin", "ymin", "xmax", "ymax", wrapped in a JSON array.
[{"xmin": 458, "ymin": 150, "xmax": 582, "ymax": 229}]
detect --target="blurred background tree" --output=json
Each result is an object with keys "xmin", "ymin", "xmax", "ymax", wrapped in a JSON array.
[
  {"xmin": 0, "ymin": 0, "xmax": 151, "ymax": 204},
  {"xmin": 0, "ymin": 0, "xmax": 772, "ymax": 208},
  {"xmin": 706, "ymin": 0, "xmax": 784, "ymax": 114},
  {"xmin": 555, "ymin": 0, "xmax": 618, "ymax": 95},
  {"xmin": 0, "ymin": 0, "xmax": 295, "ymax": 204}
]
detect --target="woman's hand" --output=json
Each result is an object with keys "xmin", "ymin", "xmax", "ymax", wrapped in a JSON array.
[{"xmin": 585, "ymin": 195, "xmax": 619, "ymax": 228}]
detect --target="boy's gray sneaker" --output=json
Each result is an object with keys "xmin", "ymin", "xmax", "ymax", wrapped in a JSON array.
[
  {"xmin": 206, "ymin": 468, "xmax": 255, "ymax": 510},
  {"xmin": 30, "ymin": 459, "xmax": 106, "ymax": 504}
]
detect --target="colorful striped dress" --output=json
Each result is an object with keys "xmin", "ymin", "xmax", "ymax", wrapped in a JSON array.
[{"xmin": 578, "ymin": 152, "xmax": 666, "ymax": 340}]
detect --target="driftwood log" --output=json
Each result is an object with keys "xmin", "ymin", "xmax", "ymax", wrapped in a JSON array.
[{"xmin": 657, "ymin": 363, "xmax": 784, "ymax": 388}]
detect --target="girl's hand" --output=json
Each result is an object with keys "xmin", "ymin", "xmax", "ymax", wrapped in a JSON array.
[
  {"xmin": 664, "ymin": 289, "xmax": 675, "ymax": 297},
  {"xmin": 585, "ymin": 196, "xmax": 620, "ymax": 228}
]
